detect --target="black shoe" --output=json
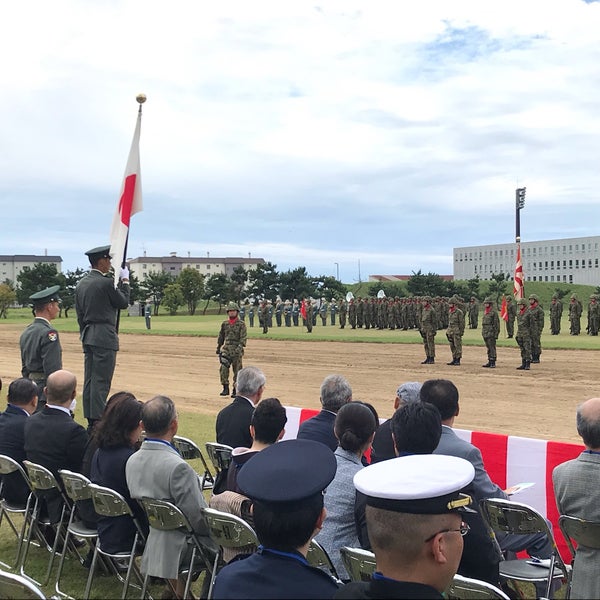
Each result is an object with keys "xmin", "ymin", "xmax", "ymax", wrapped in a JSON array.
[
  {"xmin": 516, "ymin": 363, "xmax": 526, "ymax": 370},
  {"xmin": 230, "ymin": 387, "xmax": 236, "ymax": 398},
  {"xmin": 447, "ymin": 360, "xmax": 456, "ymax": 365},
  {"xmin": 219, "ymin": 385, "xmax": 230, "ymax": 397},
  {"xmin": 482, "ymin": 362, "xmax": 491, "ymax": 368},
  {"xmin": 429, "ymin": 358, "xmax": 435, "ymax": 364},
  {"xmin": 421, "ymin": 358, "xmax": 430, "ymax": 364},
  {"xmin": 531, "ymin": 358, "xmax": 540, "ymax": 364},
  {"xmin": 524, "ymin": 361, "xmax": 531, "ymax": 370},
  {"xmin": 489, "ymin": 361, "xmax": 496, "ymax": 368}
]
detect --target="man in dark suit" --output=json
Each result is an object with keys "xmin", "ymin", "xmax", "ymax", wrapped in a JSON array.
[
  {"xmin": 0, "ymin": 378, "xmax": 39, "ymax": 505},
  {"xmin": 75, "ymin": 244, "xmax": 130, "ymax": 429},
  {"xmin": 216, "ymin": 366, "xmax": 265, "ymax": 448},
  {"xmin": 296, "ymin": 374, "xmax": 352, "ymax": 451},
  {"xmin": 24, "ymin": 370, "xmax": 88, "ymax": 522}
]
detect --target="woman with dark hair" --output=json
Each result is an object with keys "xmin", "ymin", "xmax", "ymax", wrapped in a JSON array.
[
  {"xmin": 90, "ymin": 391, "xmax": 148, "ymax": 554},
  {"xmin": 315, "ymin": 401, "xmax": 377, "ymax": 581}
]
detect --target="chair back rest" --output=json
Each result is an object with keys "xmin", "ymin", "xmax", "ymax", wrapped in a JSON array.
[
  {"xmin": 480, "ymin": 498, "xmax": 549, "ymax": 536},
  {"xmin": 559, "ymin": 515, "xmax": 600, "ymax": 552},
  {"xmin": 0, "ymin": 568, "xmax": 48, "ymax": 599},
  {"xmin": 202, "ymin": 507, "xmax": 258, "ymax": 550},
  {"xmin": 307, "ymin": 539, "xmax": 339, "ymax": 579},
  {"xmin": 89, "ymin": 483, "xmax": 133, "ymax": 518},
  {"xmin": 339, "ymin": 546, "xmax": 376, "ymax": 582},
  {"xmin": 58, "ymin": 470, "xmax": 92, "ymax": 502},
  {"xmin": 0, "ymin": 454, "xmax": 30, "ymax": 490},
  {"xmin": 446, "ymin": 573, "xmax": 511, "ymax": 599},
  {"xmin": 139, "ymin": 497, "xmax": 190, "ymax": 532},
  {"xmin": 22, "ymin": 460, "xmax": 59, "ymax": 492},
  {"xmin": 205, "ymin": 443, "xmax": 233, "ymax": 472},
  {"xmin": 172, "ymin": 436, "xmax": 202, "ymax": 460}
]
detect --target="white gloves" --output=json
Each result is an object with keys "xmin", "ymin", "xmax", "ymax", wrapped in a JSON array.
[{"xmin": 120, "ymin": 266, "xmax": 130, "ymax": 280}]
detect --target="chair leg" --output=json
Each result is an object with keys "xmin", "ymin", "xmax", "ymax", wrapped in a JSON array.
[
  {"xmin": 183, "ymin": 547, "xmax": 197, "ymax": 600},
  {"xmin": 54, "ymin": 507, "xmax": 78, "ymax": 598},
  {"xmin": 121, "ymin": 532, "xmax": 139, "ymax": 600},
  {"xmin": 43, "ymin": 503, "xmax": 69, "ymax": 586}
]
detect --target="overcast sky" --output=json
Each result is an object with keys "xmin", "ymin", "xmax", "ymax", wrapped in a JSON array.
[{"xmin": 2, "ymin": 0, "xmax": 599, "ymax": 283}]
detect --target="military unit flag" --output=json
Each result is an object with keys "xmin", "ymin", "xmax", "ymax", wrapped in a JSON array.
[
  {"xmin": 513, "ymin": 244, "xmax": 524, "ymax": 299},
  {"xmin": 500, "ymin": 296, "xmax": 509, "ymax": 322}
]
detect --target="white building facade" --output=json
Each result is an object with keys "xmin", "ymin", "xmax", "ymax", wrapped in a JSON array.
[
  {"xmin": 0, "ymin": 254, "xmax": 62, "ymax": 284},
  {"xmin": 454, "ymin": 236, "xmax": 600, "ymax": 285}
]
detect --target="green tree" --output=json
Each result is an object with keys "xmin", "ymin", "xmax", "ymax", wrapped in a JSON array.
[
  {"xmin": 0, "ymin": 283, "xmax": 17, "ymax": 318},
  {"xmin": 56, "ymin": 268, "xmax": 86, "ymax": 318},
  {"xmin": 406, "ymin": 271, "xmax": 450, "ymax": 297},
  {"xmin": 367, "ymin": 282, "xmax": 405, "ymax": 299},
  {"xmin": 279, "ymin": 267, "xmax": 315, "ymax": 300},
  {"xmin": 246, "ymin": 262, "xmax": 280, "ymax": 301},
  {"xmin": 16, "ymin": 263, "xmax": 62, "ymax": 305},
  {"xmin": 487, "ymin": 273, "xmax": 508, "ymax": 304},
  {"xmin": 140, "ymin": 271, "xmax": 172, "ymax": 315},
  {"xmin": 554, "ymin": 287, "xmax": 571, "ymax": 300},
  {"xmin": 178, "ymin": 267, "xmax": 205, "ymax": 315},
  {"xmin": 311, "ymin": 275, "xmax": 347, "ymax": 301},
  {"xmin": 466, "ymin": 276, "xmax": 481, "ymax": 299},
  {"xmin": 203, "ymin": 273, "xmax": 235, "ymax": 314},
  {"xmin": 230, "ymin": 266, "xmax": 248, "ymax": 303},
  {"xmin": 162, "ymin": 283, "xmax": 184, "ymax": 315}
]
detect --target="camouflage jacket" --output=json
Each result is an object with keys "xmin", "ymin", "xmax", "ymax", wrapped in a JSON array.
[{"xmin": 217, "ymin": 318, "xmax": 247, "ymax": 357}]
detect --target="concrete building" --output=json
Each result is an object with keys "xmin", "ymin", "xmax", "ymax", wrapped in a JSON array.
[
  {"xmin": 0, "ymin": 254, "xmax": 62, "ymax": 284},
  {"xmin": 454, "ymin": 236, "xmax": 600, "ymax": 285},
  {"xmin": 128, "ymin": 252, "xmax": 265, "ymax": 281}
]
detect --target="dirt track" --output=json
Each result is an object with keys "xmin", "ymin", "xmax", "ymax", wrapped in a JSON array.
[{"xmin": 1, "ymin": 325, "xmax": 597, "ymax": 444}]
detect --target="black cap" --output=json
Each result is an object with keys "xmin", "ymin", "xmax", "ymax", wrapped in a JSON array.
[
  {"xmin": 85, "ymin": 245, "xmax": 112, "ymax": 261},
  {"xmin": 237, "ymin": 439, "xmax": 337, "ymax": 504},
  {"xmin": 29, "ymin": 285, "xmax": 61, "ymax": 307}
]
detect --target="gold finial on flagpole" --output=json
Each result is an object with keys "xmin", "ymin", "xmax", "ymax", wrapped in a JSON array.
[{"xmin": 136, "ymin": 93, "xmax": 146, "ymax": 113}]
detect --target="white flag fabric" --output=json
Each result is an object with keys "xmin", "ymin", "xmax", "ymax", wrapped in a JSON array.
[{"xmin": 513, "ymin": 244, "xmax": 524, "ymax": 299}]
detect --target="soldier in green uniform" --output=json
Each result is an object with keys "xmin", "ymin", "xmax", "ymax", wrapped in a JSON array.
[
  {"xmin": 248, "ymin": 302, "xmax": 255, "ymax": 327},
  {"xmin": 549, "ymin": 294, "xmax": 563, "ymax": 335},
  {"xmin": 303, "ymin": 298, "xmax": 313, "ymax": 333},
  {"xmin": 356, "ymin": 297, "xmax": 364, "ymax": 328},
  {"xmin": 446, "ymin": 297, "xmax": 465, "ymax": 366},
  {"xmin": 587, "ymin": 295, "xmax": 600, "ymax": 336},
  {"xmin": 348, "ymin": 297, "xmax": 356, "ymax": 329},
  {"xmin": 468, "ymin": 297, "xmax": 479, "ymax": 329},
  {"xmin": 319, "ymin": 298, "xmax": 328, "ymax": 326},
  {"xmin": 419, "ymin": 296, "xmax": 438, "ymax": 364},
  {"xmin": 292, "ymin": 299, "xmax": 299, "ymax": 326},
  {"xmin": 283, "ymin": 300, "xmax": 292, "ymax": 327},
  {"xmin": 481, "ymin": 296, "xmax": 500, "ymax": 368},
  {"xmin": 75, "ymin": 245, "xmax": 130, "ymax": 428},
  {"xmin": 259, "ymin": 299, "xmax": 269, "ymax": 334},
  {"xmin": 505, "ymin": 296, "xmax": 516, "ymax": 338},
  {"xmin": 515, "ymin": 298, "xmax": 533, "ymax": 370},
  {"xmin": 569, "ymin": 293, "xmax": 583, "ymax": 335},
  {"xmin": 329, "ymin": 298, "xmax": 337, "ymax": 326},
  {"xmin": 19, "ymin": 285, "xmax": 62, "ymax": 411},
  {"xmin": 216, "ymin": 302, "xmax": 247, "ymax": 397},
  {"xmin": 338, "ymin": 298, "xmax": 347, "ymax": 329},
  {"xmin": 528, "ymin": 294, "xmax": 544, "ymax": 363}
]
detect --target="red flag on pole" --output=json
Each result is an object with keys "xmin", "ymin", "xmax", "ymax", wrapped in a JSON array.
[
  {"xmin": 513, "ymin": 244, "xmax": 524, "ymax": 299},
  {"xmin": 300, "ymin": 300, "xmax": 307, "ymax": 321},
  {"xmin": 109, "ymin": 107, "xmax": 143, "ymax": 287},
  {"xmin": 500, "ymin": 296, "xmax": 508, "ymax": 322}
]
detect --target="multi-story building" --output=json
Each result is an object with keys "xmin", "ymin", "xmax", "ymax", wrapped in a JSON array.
[
  {"xmin": 454, "ymin": 236, "xmax": 600, "ymax": 285},
  {"xmin": 0, "ymin": 254, "xmax": 62, "ymax": 284},
  {"xmin": 128, "ymin": 252, "xmax": 265, "ymax": 281}
]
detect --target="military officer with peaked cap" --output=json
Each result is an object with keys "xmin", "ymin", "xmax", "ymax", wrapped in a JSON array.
[
  {"xmin": 212, "ymin": 439, "xmax": 341, "ymax": 599},
  {"xmin": 19, "ymin": 285, "xmax": 62, "ymax": 410},
  {"xmin": 75, "ymin": 244, "xmax": 130, "ymax": 429}
]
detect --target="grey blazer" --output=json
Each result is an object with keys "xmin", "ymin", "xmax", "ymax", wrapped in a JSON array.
[
  {"xmin": 125, "ymin": 440, "xmax": 213, "ymax": 579},
  {"xmin": 553, "ymin": 452, "xmax": 600, "ymax": 600}
]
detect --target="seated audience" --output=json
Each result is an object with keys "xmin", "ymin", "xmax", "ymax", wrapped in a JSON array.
[
  {"xmin": 316, "ymin": 402, "xmax": 378, "ymax": 581},
  {"xmin": 336, "ymin": 454, "xmax": 476, "ymax": 599},
  {"xmin": 297, "ymin": 374, "xmax": 352, "ymax": 450},
  {"xmin": 0, "ymin": 378, "xmax": 39, "ymax": 505},
  {"xmin": 212, "ymin": 439, "xmax": 340, "ymax": 599},
  {"xmin": 216, "ymin": 366, "xmax": 265, "ymax": 449},
  {"xmin": 553, "ymin": 397, "xmax": 600, "ymax": 600}
]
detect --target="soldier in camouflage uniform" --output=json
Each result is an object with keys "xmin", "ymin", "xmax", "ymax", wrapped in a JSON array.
[
  {"xmin": 284, "ymin": 300, "xmax": 292, "ymax": 327},
  {"xmin": 216, "ymin": 302, "xmax": 247, "ymax": 397},
  {"xmin": 528, "ymin": 294, "xmax": 544, "ymax": 363},
  {"xmin": 587, "ymin": 295, "xmax": 600, "ymax": 336},
  {"xmin": 356, "ymin": 297, "xmax": 364, "ymax": 328},
  {"xmin": 515, "ymin": 298, "xmax": 533, "ymax": 370},
  {"xmin": 319, "ymin": 298, "xmax": 328, "ymax": 326},
  {"xmin": 348, "ymin": 298, "xmax": 357, "ymax": 329},
  {"xmin": 505, "ymin": 296, "xmax": 516, "ymax": 338},
  {"xmin": 549, "ymin": 294, "xmax": 563, "ymax": 335},
  {"xmin": 292, "ymin": 299, "xmax": 300, "ymax": 326},
  {"xmin": 338, "ymin": 298, "xmax": 347, "ymax": 329},
  {"xmin": 302, "ymin": 298, "xmax": 313, "ymax": 333},
  {"xmin": 569, "ymin": 293, "xmax": 582, "ymax": 335},
  {"xmin": 260, "ymin": 299, "xmax": 269, "ymax": 334},
  {"xmin": 419, "ymin": 296, "xmax": 438, "ymax": 364},
  {"xmin": 248, "ymin": 302, "xmax": 255, "ymax": 327},
  {"xmin": 275, "ymin": 298, "xmax": 283, "ymax": 327},
  {"xmin": 446, "ymin": 297, "xmax": 465, "ymax": 366},
  {"xmin": 364, "ymin": 299, "xmax": 371, "ymax": 330},
  {"xmin": 329, "ymin": 299, "xmax": 337, "ymax": 326},
  {"xmin": 481, "ymin": 296, "xmax": 500, "ymax": 368}
]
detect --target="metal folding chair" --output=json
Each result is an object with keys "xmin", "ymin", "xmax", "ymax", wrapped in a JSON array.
[
  {"xmin": 480, "ymin": 498, "xmax": 570, "ymax": 599},
  {"xmin": 55, "ymin": 470, "xmax": 98, "ymax": 599},
  {"xmin": 139, "ymin": 497, "xmax": 214, "ymax": 600},
  {"xmin": 172, "ymin": 435, "xmax": 215, "ymax": 490},
  {"xmin": 0, "ymin": 567, "xmax": 60, "ymax": 600},
  {"xmin": 307, "ymin": 539, "xmax": 341, "ymax": 582},
  {"xmin": 446, "ymin": 573, "xmax": 511, "ymax": 599},
  {"xmin": 339, "ymin": 546, "xmax": 376, "ymax": 582},
  {"xmin": 0, "ymin": 454, "xmax": 33, "ymax": 571},
  {"xmin": 559, "ymin": 514, "xmax": 600, "ymax": 599},
  {"xmin": 204, "ymin": 443, "xmax": 233, "ymax": 474},
  {"xmin": 85, "ymin": 483, "xmax": 146, "ymax": 600}
]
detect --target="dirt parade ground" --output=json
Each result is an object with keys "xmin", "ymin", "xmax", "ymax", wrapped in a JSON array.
[{"xmin": 1, "ymin": 324, "xmax": 597, "ymax": 445}]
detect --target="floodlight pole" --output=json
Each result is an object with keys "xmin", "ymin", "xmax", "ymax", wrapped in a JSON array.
[
  {"xmin": 515, "ymin": 187, "xmax": 526, "ymax": 243},
  {"xmin": 334, "ymin": 262, "xmax": 339, "ymax": 281}
]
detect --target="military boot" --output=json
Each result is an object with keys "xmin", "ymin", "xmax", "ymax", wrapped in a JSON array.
[
  {"xmin": 516, "ymin": 361, "xmax": 526, "ymax": 370},
  {"xmin": 489, "ymin": 360, "xmax": 496, "ymax": 368},
  {"xmin": 453, "ymin": 358, "xmax": 461, "ymax": 366},
  {"xmin": 482, "ymin": 361, "xmax": 491, "ymax": 368},
  {"xmin": 219, "ymin": 384, "xmax": 230, "ymax": 396},
  {"xmin": 421, "ymin": 358, "xmax": 430, "ymax": 364},
  {"xmin": 231, "ymin": 386, "xmax": 236, "ymax": 398},
  {"xmin": 524, "ymin": 361, "xmax": 531, "ymax": 370}
]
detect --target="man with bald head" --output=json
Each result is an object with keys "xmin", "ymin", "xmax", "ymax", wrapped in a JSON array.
[{"xmin": 553, "ymin": 397, "xmax": 600, "ymax": 599}]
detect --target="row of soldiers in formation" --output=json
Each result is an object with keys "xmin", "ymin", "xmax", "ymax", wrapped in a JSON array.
[{"xmin": 548, "ymin": 293, "xmax": 600, "ymax": 336}]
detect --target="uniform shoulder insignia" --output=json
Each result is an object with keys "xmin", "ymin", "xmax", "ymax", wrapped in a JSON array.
[{"xmin": 48, "ymin": 331, "xmax": 58, "ymax": 342}]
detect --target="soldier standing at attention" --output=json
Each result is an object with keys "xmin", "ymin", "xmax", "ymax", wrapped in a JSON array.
[
  {"xmin": 75, "ymin": 245, "xmax": 130, "ymax": 430},
  {"xmin": 20, "ymin": 285, "xmax": 62, "ymax": 411},
  {"xmin": 248, "ymin": 302, "xmax": 255, "ymax": 327},
  {"xmin": 569, "ymin": 293, "xmax": 583, "ymax": 335},
  {"xmin": 329, "ymin": 298, "xmax": 337, "ymax": 326},
  {"xmin": 283, "ymin": 299, "xmax": 292, "ymax": 327},
  {"xmin": 446, "ymin": 297, "xmax": 465, "ymax": 366},
  {"xmin": 292, "ymin": 299, "xmax": 299, "ymax": 326},
  {"xmin": 303, "ymin": 298, "xmax": 313, "ymax": 333},
  {"xmin": 319, "ymin": 298, "xmax": 328, "ymax": 326},
  {"xmin": 481, "ymin": 296, "xmax": 500, "ymax": 368},
  {"xmin": 515, "ymin": 298, "xmax": 533, "ymax": 370},
  {"xmin": 549, "ymin": 294, "xmax": 563, "ymax": 335},
  {"xmin": 528, "ymin": 294, "xmax": 544, "ymax": 363},
  {"xmin": 338, "ymin": 297, "xmax": 347, "ymax": 329},
  {"xmin": 275, "ymin": 298, "xmax": 283, "ymax": 327},
  {"xmin": 420, "ymin": 296, "xmax": 438, "ymax": 364},
  {"xmin": 356, "ymin": 297, "xmax": 364, "ymax": 328},
  {"xmin": 505, "ymin": 295, "xmax": 516, "ymax": 338},
  {"xmin": 348, "ymin": 297, "xmax": 356, "ymax": 329},
  {"xmin": 259, "ymin": 299, "xmax": 269, "ymax": 334},
  {"xmin": 144, "ymin": 300, "xmax": 152, "ymax": 330},
  {"xmin": 468, "ymin": 297, "xmax": 479, "ymax": 329},
  {"xmin": 216, "ymin": 302, "xmax": 247, "ymax": 397},
  {"xmin": 588, "ymin": 295, "xmax": 600, "ymax": 336}
]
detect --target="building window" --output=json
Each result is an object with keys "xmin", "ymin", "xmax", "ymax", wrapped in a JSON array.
[
  {"xmin": 569, "ymin": 274, "xmax": 573, "ymax": 283},
  {"xmin": 575, "ymin": 260, "xmax": 579, "ymax": 268},
  {"xmin": 206, "ymin": 264, "xmax": 211, "ymax": 269},
  {"xmin": 569, "ymin": 260, "xmax": 573, "ymax": 268},
  {"xmin": 551, "ymin": 276, "xmax": 554, "ymax": 281},
  {"xmin": 142, "ymin": 264, "xmax": 147, "ymax": 269}
]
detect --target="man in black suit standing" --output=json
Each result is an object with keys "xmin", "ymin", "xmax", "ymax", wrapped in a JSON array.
[
  {"xmin": 216, "ymin": 366, "xmax": 266, "ymax": 448},
  {"xmin": 296, "ymin": 374, "xmax": 352, "ymax": 451},
  {"xmin": 0, "ymin": 378, "xmax": 39, "ymax": 505}
]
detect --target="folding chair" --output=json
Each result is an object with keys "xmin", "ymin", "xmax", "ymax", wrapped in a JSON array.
[
  {"xmin": 0, "ymin": 567, "xmax": 59, "ymax": 600},
  {"xmin": 204, "ymin": 443, "xmax": 233, "ymax": 474},
  {"xmin": 202, "ymin": 506, "xmax": 259, "ymax": 598},
  {"xmin": 85, "ymin": 483, "xmax": 146, "ymax": 600},
  {"xmin": 446, "ymin": 573, "xmax": 511, "ymax": 599},
  {"xmin": 139, "ymin": 497, "xmax": 214, "ymax": 600},
  {"xmin": 172, "ymin": 435, "xmax": 215, "ymax": 490},
  {"xmin": 558, "ymin": 514, "xmax": 600, "ymax": 599},
  {"xmin": 480, "ymin": 498, "xmax": 570, "ymax": 599},
  {"xmin": 22, "ymin": 460, "xmax": 71, "ymax": 586},
  {"xmin": 55, "ymin": 470, "xmax": 98, "ymax": 599},
  {"xmin": 307, "ymin": 539, "xmax": 341, "ymax": 582},
  {"xmin": 0, "ymin": 454, "xmax": 33, "ymax": 571},
  {"xmin": 339, "ymin": 546, "xmax": 376, "ymax": 582}
]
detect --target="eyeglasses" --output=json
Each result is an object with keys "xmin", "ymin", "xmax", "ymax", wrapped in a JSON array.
[{"xmin": 425, "ymin": 521, "xmax": 470, "ymax": 542}]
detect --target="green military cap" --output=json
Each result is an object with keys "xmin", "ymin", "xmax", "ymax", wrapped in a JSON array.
[
  {"xmin": 226, "ymin": 302, "xmax": 240, "ymax": 311},
  {"xmin": 528, "ymin": 294, "xmax": 538, "ymax": 301},
  {"xmin": 506, "ymin": 296, "xmax": 512, "ymax": 301},
  {"xmin": 571, "ymin": 293, "xmax": 578, "ymax": 300},
  {"xmin": 29, "ymin": 285, "xmax": 61, "ymax": 307},
  {"xmin": 423, "ymin": 296, "xmax": 432, "ymax": 303},
  {"xmin": 484, "ymin": 296, "xmax": 494, "ymax": 303},
  {"xmin": 552, "ymin": 293, "xmax": 559, "ymax": 299},
  {"xmin": 517, "ymin": 298, "xmax": 527, "ymax": 306},
  {"xmin": 85, "ymin": 245, "xmax": 112, "ymax": 260}
]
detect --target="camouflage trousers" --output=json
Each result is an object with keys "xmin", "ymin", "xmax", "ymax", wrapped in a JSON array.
[
  {"xmin": 220, "ymin": 354, "xmax": 243, "ymax": 386},
  {"xmin": 515, "ymin": 335, "xmax": 531, "ymax": 362},
  {"xmin": 446, "ymin": 332, "xmax": 463, "ymax": 360},
  {"xmin": 483, "ymin": 336, "xmax": 497, "ymax": 361},
  {"xmin": 422, "ymin": 331, "xmax": 436, "ymax": 359}
]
